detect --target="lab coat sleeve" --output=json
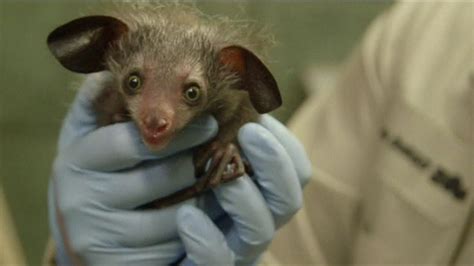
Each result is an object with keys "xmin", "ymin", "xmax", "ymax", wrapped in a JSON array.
[{"xmin": 264, "ymin": 6, "xmax": 397, "ymax": 265}]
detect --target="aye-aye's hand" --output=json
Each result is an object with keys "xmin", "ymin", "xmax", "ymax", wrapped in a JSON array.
[
  {"xmin": 49, "ymin": 72, "xmax": 311, "ymax": 265},
  {"xmin": 177, "ymin": 114, "xmax": 311, "ymax": 266}
]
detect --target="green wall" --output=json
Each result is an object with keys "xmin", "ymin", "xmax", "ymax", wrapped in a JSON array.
[{"xmin": 0, "ymin": 1, "xmax": 391, "ymax": 264}]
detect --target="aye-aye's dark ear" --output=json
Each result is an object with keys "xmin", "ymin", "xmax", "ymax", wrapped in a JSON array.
[
  {"xmin": 219, "ymin": 46, "xmax": 282, "ymax": 114},
  {"xmin": 47, "ymin": 16, "xmax": 128, "ymax": 73}
]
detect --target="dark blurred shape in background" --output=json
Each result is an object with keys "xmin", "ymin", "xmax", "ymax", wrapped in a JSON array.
[{"xmin": 0, "ymin": 1, "xmax": 392, "ymax": 264}]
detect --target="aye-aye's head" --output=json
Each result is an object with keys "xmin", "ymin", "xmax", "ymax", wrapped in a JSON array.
[{"xmin": 47, "ymin": 4, "xmax": 281, "ymax": 150}]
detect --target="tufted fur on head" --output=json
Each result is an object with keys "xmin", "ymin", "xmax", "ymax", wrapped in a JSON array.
[{"xmin": 104, "ymin": 2, "xmax": 277, "ymax": 114}]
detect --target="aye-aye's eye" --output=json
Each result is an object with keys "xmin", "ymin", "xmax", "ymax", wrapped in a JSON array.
[
  {"xmin": 125, "ymin": 73, "xmax": 142, "ymax": 94},
  {"xmin": 183, "ymin": 84, "xmax": 201, "ymax": 104}
]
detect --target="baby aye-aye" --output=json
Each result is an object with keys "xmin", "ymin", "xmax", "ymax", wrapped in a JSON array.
[{"xmin": 47, "ymin": 3, "xmax": 281, "ymax": 208}]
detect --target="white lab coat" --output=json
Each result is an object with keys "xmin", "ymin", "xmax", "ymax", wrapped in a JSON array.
[{"xmin": 264, "ymin": 2, "xmax": 473, "ymax": 265}]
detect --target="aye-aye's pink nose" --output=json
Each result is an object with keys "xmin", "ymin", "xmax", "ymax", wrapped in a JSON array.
[{"xmin": 144, "ymin": 116, "xmax": 169, "ymax": 133}]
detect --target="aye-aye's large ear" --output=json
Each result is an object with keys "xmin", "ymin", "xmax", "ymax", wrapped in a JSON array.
[
  {"xmin": 219, "ymin": 46, "xmax": 282, "ymax": 114},
  {"xmin": 47, "ymin": 16, "xmax": 128, "ymax": 73}
]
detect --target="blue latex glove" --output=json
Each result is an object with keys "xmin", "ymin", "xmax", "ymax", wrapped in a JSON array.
[
  {"xmin": 177, "ymin": 114, "xmax": 312, "ymax": 265},
  {"xmin": 50, "ymin": 72, "xmax": 312, "ymax": 265}
]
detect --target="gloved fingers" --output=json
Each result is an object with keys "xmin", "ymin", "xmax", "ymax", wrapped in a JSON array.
[
  {"xmin": 82, "ymin": 239, "xmax": 183, "ymax": 266},
  {"xmin": 58, "ymin": 72, "xmax": 112, "ymax": 151},
  {"xmin": 212, "ymin": 175, "xmax": 274, "ymax": 264},
  {"xmin": 99, "ymin": 153, "xmax": 197, "ymax": 209},
  {"xmin": 47, "ymin": 182, "xmax": 71, "ymax": 265},
  {"xmin": 259, "ymin": 114, "xmax": 312, "ymax": 187},
  {"xmin": 177, "ymin": 206, "xmax": 235, "ymax": 266},
  {"xmin": 239, "ymin": 123, "xmax": 303, "ymax": 228},
  {"xmin": 64, "ymin": 115, "xmax": 217, "ymax": 172},
  {"xmin": 52, "ymin": 171, "xmax": 194, "ymax": 265},
  {"xmin": 104, "ymin": 204, "xmax": 195, "ymax": 248}
]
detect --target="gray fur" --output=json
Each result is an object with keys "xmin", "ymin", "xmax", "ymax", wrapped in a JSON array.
[{"xmin": 100, "ymin": 2, "xmax": 273, "ymax": 134}]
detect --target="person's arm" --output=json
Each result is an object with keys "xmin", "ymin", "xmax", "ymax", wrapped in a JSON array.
[{"xmin": 268, "ymin": 2, "xmax": 474, "ymax": 264}]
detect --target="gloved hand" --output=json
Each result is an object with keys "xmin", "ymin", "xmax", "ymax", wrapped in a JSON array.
[
  {"xmin": 50, "ymin": 72, "xmax": 312, "ymax": 265},
  {"xmin": 176, "ymin": 114, "xmax": 312, "ymax": 265}
]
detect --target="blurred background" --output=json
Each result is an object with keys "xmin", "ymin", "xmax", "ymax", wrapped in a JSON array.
[{"xmin": 0, "ymin": 1, "xmax": 392, "ymax": 264}]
